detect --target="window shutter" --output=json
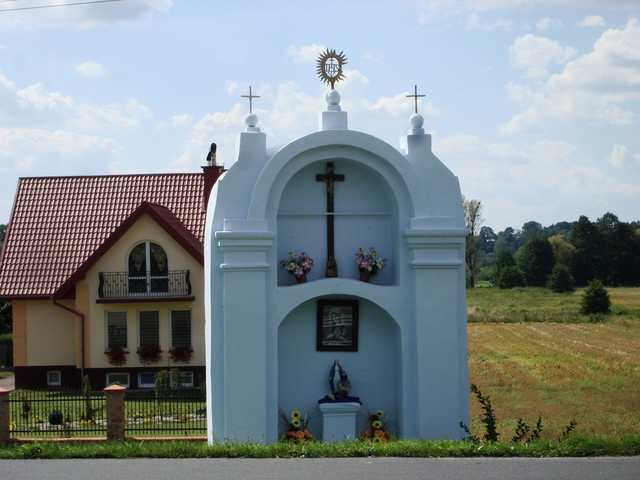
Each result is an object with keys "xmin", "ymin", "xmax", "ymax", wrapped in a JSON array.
[
  {"xmin": 139, "ymin": 311, "xmax": 160, "ymax": 347},
  {"xmin": 171, "ymin": 310, "xmax": 191, "ymax": 347},
  {"xmin": 107, "ymin": 311, "xmax": 127, "ymax": 349}
]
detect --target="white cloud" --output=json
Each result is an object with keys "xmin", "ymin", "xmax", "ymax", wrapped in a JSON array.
[
  {"xmin": 509, "ymin": 34, "xmax": 578, "ymax": 79},
  {"xmin": 1, "ymin": 72, "xmax": 154, "ymax": 130},
  {"xmin": 606, "ymin": 144, "xmax": 640, "ymax": 169},
  {"xmin": 536, "ymin": 17, "xmax": 563, "ymax": 30},
  {"xmin": 362, "ymin": 51, "xmax": 385, "ymax": 61},
  {"xmin": 75, "ymin": 61, "xmax": 108, "ymax": 77},
  {"xmin": 466, "ymin": 13, "xmax": 514, "ymax": 31},
  {"xmin": 501, "ymin": 18, "xmax": 640, "ymax": 134},
  {"xmin": 0, "ymin": 127, "xmax": 121, "ymax": 173},
  {"xmin": 433, "ymin": 132, "xmax": 639, "ymax": 230},
  {"xmin": 0, "ymin": 0, "xmax": 172, "ymax": 29},
  {"xmin": 172, "ymin": 114, "xmax": 194, "ymax": 130},
  {"xmin": 578, "ymin": 15, "xmax": 606, "ymax": 27},
  {"xmin": 285, "ymin": 44, "xmax": 327, "ymax": 63}
]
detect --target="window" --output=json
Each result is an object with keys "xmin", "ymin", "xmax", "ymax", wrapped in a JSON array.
[
  {"xmin": 138, "ymin": 311, "xmax": 160, "ymax": 347},
  {"xmin": 170, "ymin": 371, "xmax": 194, "ymax": 388},
  {"xmin": 171, "ymin": 310, "xmax": 192, "ymax": 348},
  {"xmin": 106, "ymin": 372, "xmax": 130, "ymax": 387},
  {"xmin": 106, "ymin": 311, "xmax": 128, "ymax": 350},
  {"xmin": 128, "ymin": 242, "xmax": 169, "ymax": 294},
  {"xmin": 47, "ymin": 371, "xmax": 61, "ymax": 386},
  {"xmin": 138, "ymin": 373, "xmax": 156, "ymax": 388}
]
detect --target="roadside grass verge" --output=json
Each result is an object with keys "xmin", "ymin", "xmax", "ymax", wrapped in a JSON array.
[{"xmin": 1, "ymin": 436, "xmax": 639, "ymax": 459}]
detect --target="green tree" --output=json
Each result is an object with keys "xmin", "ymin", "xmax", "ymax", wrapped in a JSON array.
[
  {"xmin": 0, "ymin": 301, "xmax": 11, "ymax": 334},
  {"xmin": 570, "ymin": 216, "xmax": 603, "ymax": 287},
  {"xmin": 492, "ymin": 248, "xmax": 516, "ymax": 281},
  {"xmin": 580, "ymin": 279, "xmax": 611, "ymax": 315},
  {"xmin": 548, "ymin": 235, "xmax": 576, "ymax": 267},
  {"xmin": 519, "ymin": 221, "xmax": 543, "ymax": 246},
  {"xmin": 0, "ymin": 224, "xmax": 6, "ymax": 251},
  {"xmin": 463, "ymin": 196, "xmax": 484, "ymax": 288},
  {"xmin": 495, "ymin": 265, "xmax": 526, "ymax": 289},
  {"xmin": 494, "ymin": 227, "xmax": 518, "ymax": 255},
  {"xmin": 547, "ymin": 263, "xmax": 575, "ymax": 293},
  {"xmin": 517, "ymin": 236, "xmax": 555, "ymax": 287}
]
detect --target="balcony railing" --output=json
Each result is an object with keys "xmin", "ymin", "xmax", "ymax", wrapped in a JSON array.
[{"xmin": 98, "ymin": 270, "xmax": 192, "ymax": 299}]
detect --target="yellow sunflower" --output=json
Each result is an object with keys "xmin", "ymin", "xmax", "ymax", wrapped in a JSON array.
[
  {"xmin": 291, "ymin": 410, "xmax": 301, "ymax": 419},
  {"xmin": 376, "ymin": 410, "xmax": 384, "ymax": 417},
  {"xmin": 291, "ymin": 418, "xmax": 301, "ymax": 428},
  {"xmin": 372, "ymin": 420, "xmax": 382, "ymax": 429}
]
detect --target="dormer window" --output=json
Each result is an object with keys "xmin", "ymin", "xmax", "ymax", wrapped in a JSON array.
[{"xmin": 128, "ymin": 242, "xmax": 169, "ymax": 295}]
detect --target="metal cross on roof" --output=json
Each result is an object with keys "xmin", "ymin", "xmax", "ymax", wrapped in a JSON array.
[
  {"xmin": 406, "ymin": 85, "xmax": 425, "ymax": 114},
  {"xmin": 241, "ymin": 86, "xmax": 260, "ymax": 114}
]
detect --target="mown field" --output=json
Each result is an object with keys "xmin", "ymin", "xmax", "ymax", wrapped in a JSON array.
[{"xmin": 467, "ymin": 286, "xmax": 640, "ymax": 441}]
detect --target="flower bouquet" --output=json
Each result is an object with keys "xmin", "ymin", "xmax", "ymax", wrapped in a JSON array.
[
  {"xmin": 360, "ymin": 409, "xmax": 392, "ymax": 443},
  {"xmin": 105, "ymin": 346, "xmax": 127, "ymax": 366},
  {"xmin": 169, "ymin": 345, "xmax": 193, "ymax": 364},
  {"xmin": 355, "ymin": 247, "xmax": 387, "ymax": 278},
  {"xmin": 280, "ymin": 252, "xmax": 314, "ymax": 280},
  {"xmin": 136, "ymin": 344, "xmax": 163, "ymax": 365},
  {"xmin": 279, "ymin": 408, "xmax": 315, "ymax": 444}
]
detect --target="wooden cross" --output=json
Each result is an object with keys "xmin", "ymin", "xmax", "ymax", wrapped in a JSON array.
[
  {"xmin": 406, "ymin": 85, "xmax": 425, "ymax": 114},
  {"xmin": 241, "ymin": 86, "xmax": 260, "ymax": 113},
  {"xmin": 316, "ymin": 162, "xmax": 345, "ymax": 276}
]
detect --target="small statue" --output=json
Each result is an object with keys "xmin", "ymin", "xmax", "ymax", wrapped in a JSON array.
[
  {"xmin": 329, "ymin": 359, "xmax": 344, "ymax": 395},
  {"xmin": 319, "ymin": 359, "xmax": 361, "ymax": 405},
  {"xmin": 206, "ymin": 142, "xmax": 217, "ymax": 166},
  {"xmin": 325, "ymin": 255, "xmax": 338, "ymax": 277}
]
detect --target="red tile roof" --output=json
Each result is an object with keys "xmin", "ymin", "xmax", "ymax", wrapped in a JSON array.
[{"xmin": 0, "ymin": 173, "xmax": 206, "ymax": 299}]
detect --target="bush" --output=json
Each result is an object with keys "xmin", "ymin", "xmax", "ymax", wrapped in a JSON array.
[
  {"xmin": 495, "ymin": 266, "xmax": 526, "ymax": 289},
  {"xmin": 580, "ymin": 279, "xmax": 611, "ymax": 315},
  {"xmin": 547, "ymin": 264, "xmax": 575, "ymax": 293}
]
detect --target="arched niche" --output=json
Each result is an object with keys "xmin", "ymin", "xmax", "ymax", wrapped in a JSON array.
[
  {"xmin": 276, "ymin": 159, "xmax": 398, "ymax": 286},
  {"xmin": 277, "ymin": 297, "xmax": 403, "ymax": 440}
]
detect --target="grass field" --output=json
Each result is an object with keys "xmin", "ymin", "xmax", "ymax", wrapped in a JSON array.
[{"xmin": 467, "ymin": 286, "xmax": 640, "ymax": 441}]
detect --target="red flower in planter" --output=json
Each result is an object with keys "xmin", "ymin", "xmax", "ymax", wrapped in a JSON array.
[
  {"xmin": 169, "ymin": 345, "xmax": 193, "ymax": 364},
  {"xmin": 136, "ymin": 344, "xmax": 163, "ymax": 365},
  {"xmin": 105, "ymin": 346, "xmax": 127, "ymax": 366}
]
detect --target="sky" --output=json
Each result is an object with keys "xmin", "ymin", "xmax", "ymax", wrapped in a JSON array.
[{"xmin": 0, "ymin": 0, "xmax": 639, "ymax": 233}]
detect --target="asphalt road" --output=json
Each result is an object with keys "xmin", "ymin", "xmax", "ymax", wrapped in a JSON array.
[{"xmin": 1, "ymin": 457, "xmax": 639, "ymax": 480}]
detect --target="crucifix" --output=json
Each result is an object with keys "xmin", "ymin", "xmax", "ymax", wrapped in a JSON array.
[
  {"xmin": 316, "ymin": 162, "xmax": 345, "ymax": 277},
  {"xmin": 241, "ymin": 86, "xmax": 260, "ymax": 113},
  {"xmin": 407, "ymin": 85, "xmax": 425, "ymax": 114}
]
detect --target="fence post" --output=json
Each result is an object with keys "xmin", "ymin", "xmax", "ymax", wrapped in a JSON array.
[
  {"xmin": 104, "ymin": 384, "xmax": 127, "ymax": 441},
  {"xmin": 0, "ymin": 387, "xmax": 12, "ymax": 445}
]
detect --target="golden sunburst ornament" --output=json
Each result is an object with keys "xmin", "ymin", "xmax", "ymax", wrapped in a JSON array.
[{"xmin": 317, "ymin": 49, "xmax": 347, "ymax": 89}]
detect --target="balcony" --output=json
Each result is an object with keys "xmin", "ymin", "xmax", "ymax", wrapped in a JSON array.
[{"xmin": 98, "ymin": 270, "xmax": 193, "ymax": 302}]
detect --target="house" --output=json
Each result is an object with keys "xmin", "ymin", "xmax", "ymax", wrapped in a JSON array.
[{"xmin": 0, "ymin": 163, "xmax": 223, "ymax": 389}]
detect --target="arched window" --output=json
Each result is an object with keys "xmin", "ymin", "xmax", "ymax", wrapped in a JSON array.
[{"xmin": 128, "ymin": 242, "xmax": 169, "ymax": 295}]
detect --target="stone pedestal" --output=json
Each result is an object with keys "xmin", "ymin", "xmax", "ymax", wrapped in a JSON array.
[{"xmin": 317, "ymin": 402, "xmax": 361, "ymax": 442}]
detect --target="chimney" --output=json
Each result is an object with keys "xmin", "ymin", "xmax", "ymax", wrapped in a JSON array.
[{"xmin": 202, "ymin": 142, "xmax": 224, "ymax": 211}]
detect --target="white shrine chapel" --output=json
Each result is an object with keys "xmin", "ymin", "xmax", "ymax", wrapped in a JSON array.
[{"xmin": 205, "ymin": 85, "xmax": 470, "ymax": 443}]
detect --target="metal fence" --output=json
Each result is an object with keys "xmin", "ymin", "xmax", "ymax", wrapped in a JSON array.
[
  {"xmin": 8, "ymin": 388, "xmax": 107, "ymax": 438},
  {"xmin": 124, "ymin": 388, "xmax": 207, "ymax": 436},
  {"xmin": 7, "ymin": 387, "xmax": 207, "ymax": 439}
]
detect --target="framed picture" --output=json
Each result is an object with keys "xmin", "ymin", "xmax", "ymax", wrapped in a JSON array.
[{"xmin": 316, "ymin": 300, "xmax": 359, "ymax": 352}]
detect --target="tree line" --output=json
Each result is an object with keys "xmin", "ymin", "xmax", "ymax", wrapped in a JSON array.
[{"xmin": 463, "ymin": 200, "xmax": 640, "ymax": 290}]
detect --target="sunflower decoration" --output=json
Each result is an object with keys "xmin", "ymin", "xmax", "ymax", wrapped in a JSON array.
[
  {"xmin": 279, "ymin": 407, "xmax": 315, "ymax": 444},
  {"xmin": 360, "ymin": 409, "xmax": 393, "ymax": 443},
  {"xmin": 316, "ymin": 49, "xmax": 348, "ymax": 90}
]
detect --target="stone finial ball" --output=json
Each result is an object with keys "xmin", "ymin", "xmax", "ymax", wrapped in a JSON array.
[
  {"xmin": 326, "ymin": 90, "xmax": 341, "ymax": 105},
  {"xmin": 245, "ymin": 113, "xmax": 259, "ymax": 128},
  {"xmin": 410, "ymin": 113, "xmax": 424, "ymax": 129}
]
